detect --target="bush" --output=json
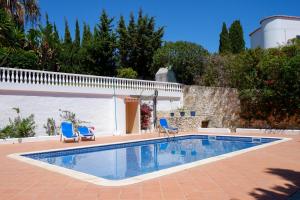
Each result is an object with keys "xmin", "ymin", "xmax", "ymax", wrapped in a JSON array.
[
  {"xmin": 195, "ymin": 54, "xmax": 233, "ymax": 87},
  {"xmin": 0, "ymin": 47, "xmax": 39, "ymax": 69},
  {"xmin": 152, "ymin": 41, "xmax": 209, "ymax": 84},
  {"xmin": 140, "ymin": 103, "xmax": 152, "ymax": 130},
  {"xmin": 228, "ymin": 46, "xmax": 300, "ymax": 126},
  {"xmin": 44, "ymin": 118, "xmax": 56, "ymax": 136},
  {"xmin": 0, "ymin": 108, "xmax": 36, "ymax": 139},
  {"xmin": 116, "ymin": 67, "xmax": 138, "ymax": 79}
]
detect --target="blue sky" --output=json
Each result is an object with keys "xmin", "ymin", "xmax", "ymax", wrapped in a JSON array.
[{"xmin": 39, "ymin": 0, "xmax": 300, "ymax": 52}]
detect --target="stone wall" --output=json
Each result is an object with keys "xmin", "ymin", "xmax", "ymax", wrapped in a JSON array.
[{"xmin": 158, "ymin": 85, "xmax": 241, "ymax": 131}]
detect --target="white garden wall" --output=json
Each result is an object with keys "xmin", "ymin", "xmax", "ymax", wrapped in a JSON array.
[
  {"xmin": 0, "ymin": 92, "xmax": 181, "ymax": 136},
  {"xmin": 0, "ymin": 92, "xmax": 118, "ymax": 136},
  {"xmin": 0, "ymin": 68, "xmax": 183, "ymax": 137}
]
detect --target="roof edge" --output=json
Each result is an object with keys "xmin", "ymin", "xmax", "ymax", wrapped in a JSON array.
[
  {"xmin": 249, "ymin": 27, "xmax": 261, "ymax": 36},
  {"xmin": 260, "ymin": 15, "xmax": 300, "ymax": 24}
]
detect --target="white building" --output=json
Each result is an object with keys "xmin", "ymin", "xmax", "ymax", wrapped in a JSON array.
[
  {"xmin": 250, "ymin": 15, "xmax": 300, "ymax": 49},
  {"xmin": 0, "ymin": 67, "xmax": 183, "ymax": 136}
]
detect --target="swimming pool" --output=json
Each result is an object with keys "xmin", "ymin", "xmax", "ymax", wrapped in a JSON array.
[{"xmin": 9, "ymin": 134, "xmax": 289, "ymax": 186}]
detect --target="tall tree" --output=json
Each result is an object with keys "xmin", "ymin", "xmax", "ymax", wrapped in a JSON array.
[
  {"xmin": 117, "ymin": 15, "xmax": 128, "ymax": 68},
  {"xmin": 0, "ymin": 0, "xmax": 40, "ymax": 28},
  {"xmin": 0, "ymin": 8, "xmax": 24, "ymax": 48},
  {"xmin": 38, "ymin": 13, "xmax": 60, "ymax": 71},
  {"xmin": 127, "ymin": 12, "xmax": 137, "ymax": 68},
  {"xmin": 90, "ymin": 10, "xmax": 117, "ymax": 76},
  {"xmin": 229, "ymin": 20, "xmax": 245, "ymax": 54},
  {"xmin": 74, "ymin": 19, "xmax": 80, "ymax": 48},
  {"xmin": 64, "ymin": 19, "xmax": 72, "ymax": 45},
  {"xmin": 53, "ymin": 23, "xmax": 59, "ymax": 42},
  {"xmin": 82, "ymin": 23, "xmax": 92, "ymax": 47},
  {"xmin": 219, "ymin": 22, "xmax": 231, "ymax": 54},
  {"xmin": 126, "ymin": 9, "xmax": 164, "ymax": 79}
]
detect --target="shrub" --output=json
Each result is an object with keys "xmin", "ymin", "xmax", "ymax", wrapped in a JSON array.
[
  {"xmin": 0, "ymin": 47, "xmax": 39, "ymax": 69},
  {"xmin": 140, "ymin": 103, "xmax": 153, "ymax": 130},
  {"xmin": 116, "ymin": 67, "xmax": 138, "ymax": 79},
  {"xmin": 152, "ymin": 41, "xmax": 209, "ymax": 84},
  {"xmin": 44, "ymin": 118, "xmax": 56, "ymax": 136},
  {"xmin": 59, "ymin": 109, "xmax": 87, "ymax": 129},
  {"xmin": 0, "ymin": 108, "xmax": 36, "ymax": 138}
]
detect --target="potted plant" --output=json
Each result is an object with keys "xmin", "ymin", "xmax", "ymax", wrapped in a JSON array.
[
  {"xmin": 179, "ymin": 108, "xmax": 185, "ymax": 117},
  {"xmin": 190, "ymin": 111, "xmax": 196, "ymax": 116},
  {"xmin": 201, "ymin": 120, "xmax": 209, "ymax": 128}
]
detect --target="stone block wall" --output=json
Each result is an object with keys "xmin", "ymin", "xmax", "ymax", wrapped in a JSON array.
[{"xmin": 158, "ymin": 85, "xmax": 241, "ymax": 131}]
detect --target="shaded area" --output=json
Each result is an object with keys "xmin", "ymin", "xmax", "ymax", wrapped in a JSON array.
[{"xmin": 250, "ymin": 168, "xmax": 300, "ymax": 200}]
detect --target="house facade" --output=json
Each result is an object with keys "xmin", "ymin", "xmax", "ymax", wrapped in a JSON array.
[{"xmin": 250, "ymin": 15, "xmax": 300, "ymax": 49}]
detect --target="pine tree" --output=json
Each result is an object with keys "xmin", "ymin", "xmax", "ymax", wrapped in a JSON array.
[
  {"xmin": 127, "ymin": 12, "xmax": 137, "ymax": 69},
  {"xmin": 53, "ymin": 23, "xmax": 60, "ymax": 42},
  {"xmin": 74, "ymin": 19, "xmax": 80, "ymax": 48},
  {"xmin": 82, "ymin": 22, "xmax": 92, "ymax": 47},
  {"xmin": 229, "ymin": 20, "xmax": 245, "ymax": 54},
  {"xmin": 90, "ymin": 10, "xmax": 117, "ymax": 76},
  {"xmin": 219, "ymin": 22, "xmax": 231, "ymax": 54},
  {"xmin": 117, "ymin": 15, "xmax": 128, "ymax": 68},
  {"xmin": 126, "ymin": 9, "xmax": 164, "ymax": 79},
  {"xmin": 64, "ymin": 19, "xmax": 72, "ymax": 45}
]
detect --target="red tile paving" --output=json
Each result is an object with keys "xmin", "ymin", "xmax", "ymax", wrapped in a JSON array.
[{"xmin": 0, "ymin": 132, "xmax": 300, "ymax": 200}]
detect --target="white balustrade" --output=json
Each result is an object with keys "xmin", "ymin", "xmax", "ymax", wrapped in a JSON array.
[{"xmin": 0, "ymin": 67, "xmax": 183, "ymax": 93}]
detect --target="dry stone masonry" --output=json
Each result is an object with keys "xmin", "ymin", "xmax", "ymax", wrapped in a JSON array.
[{"xmin": 158, "ymin": 85, "xmax": 241, "ymax": 131}]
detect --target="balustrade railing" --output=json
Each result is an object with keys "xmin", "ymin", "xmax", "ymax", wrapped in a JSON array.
[{"xmin": 0, "ymin": 67, "xmax": 182, "ymax": 92}]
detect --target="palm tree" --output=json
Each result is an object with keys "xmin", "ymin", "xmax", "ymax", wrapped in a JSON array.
[
  {"xmin": 0, "ymin": 9, "xmax": 24, "ymax": 48},
  {"xmin": 0, "ymin": 0, "xmax": 40, "ymax": 27}
]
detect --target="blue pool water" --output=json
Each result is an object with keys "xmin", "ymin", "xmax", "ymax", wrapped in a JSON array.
[{"xmin": 23, "ymin": 135, "xmax": 280, "ymax": 180}]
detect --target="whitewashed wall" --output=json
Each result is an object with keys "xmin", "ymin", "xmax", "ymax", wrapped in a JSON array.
[
  {"xmin": 0, "ymin": 68, "xmax": 183, "ymax": 136},
  {"xmin": 250, "ymin": 17, "xmax": 300, "ymax": 49},
  {"xmin": 0, "ymin": 92, "xmax": 119, "ymax": 136},
  {"xmin": 250, "ymin": 28, "xmax": 263, "ymax": 49},
  {"xmin": 0, "ymin": 92, "xmax": 181, "ymax": 136}
]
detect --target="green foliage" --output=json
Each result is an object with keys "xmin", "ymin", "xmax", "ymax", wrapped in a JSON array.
[
  {"xmin": 0, "ymin": 108, "xmax": 36, "ymax": 139},
  {"xmin": 128, "ymin": 10, "xmax": 164, "ymax": 79},
  {"xmin": 0, "ymin": 0, "xmax": 40, "ymax": 28},
  {"xmin": 117, "ymin": 15, "xmax": 128, "ymax": 68},
  {"xmin": 219, "ymin": 22, "xmax": 231, "ymax": 54},
  {"xmin": 196, "ymin": 54, "xmax": 233, "ymax": 87},
  {"xmin": 64, "ymin": 19, "xmax": 72, "ymax": 45},
  {"xmin": 38, "ymin": 14, "xmax": 61, "ymax": 71},
  {"xmin": 116, "ymin": 10, "xmax": 164, "ymax": 79},
  {"xmin": 44, "ymin": 118, "xmax": 56, "ymax": 136},
  {"xmin": 229, "ymin": 20, "xmax": 245, "ymax": 54},
  {"xmin": 0, "ymin": 47, "xmax": 39, "ymax": 68},
  {"xmin": 74, "ymin": 19, "xmax": 80, "ymax": 48},
  {"xmin": 0, "ymin": 9, "xmax": 25, "ymax": 48},
  {"xmin": 229, "ymin": 46, "xmax": 300, "ymax": 127},
  {"xmin": 82, "ymin": 23, "xmax": 92, "ymax": 47},
  {"xmin": 0, "ymin": 8, "xmax": 164, "ymax": 78},
  {"xmin": 152, "ymin": 41, "xmax": 209, "ymax": 84},
  {"xmin": 89, "ymin": 10, "xmax": 117, "ymax": 76},
  {"xmin": 117, "ymin": 67, "xmax": 138, "ymax": 79}
]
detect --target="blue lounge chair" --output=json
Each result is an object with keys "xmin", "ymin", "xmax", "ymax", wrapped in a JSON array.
[
  {"xmin": 60, "ymin": 122, "xmax": 79, "ymax": 142},
  {"xmin": 159, "ymin": 118, "xmax": 178, "ymax": 135},
  {"xmin": 77, "ymin": 126, "xmax": 95, "ymax": 141}
]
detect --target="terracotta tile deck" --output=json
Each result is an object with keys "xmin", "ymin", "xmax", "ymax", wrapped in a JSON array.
[{"xmin": 0, "ymin": 132, "xmax": 300, "ymax": 200}]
